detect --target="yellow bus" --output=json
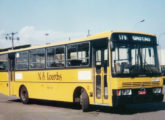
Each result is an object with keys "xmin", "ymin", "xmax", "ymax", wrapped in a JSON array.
[{"xmin": 0, "ymin": 31, "xmax": 164, "ymax": 112}]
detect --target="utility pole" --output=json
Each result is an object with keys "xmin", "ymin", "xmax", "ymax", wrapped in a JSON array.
[
  {"xmin": 45, "ymin": 33, "xmax": 49, "ymax": 44},
  {"xmin": 5, "ymin": 32, "xmax": 19, "ymax": 50},
  {"xmin": 87, "ymin": 29, "xmax": 90, "ymax": 37}
]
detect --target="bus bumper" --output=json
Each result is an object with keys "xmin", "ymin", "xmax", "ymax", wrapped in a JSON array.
[{"xmin": 112, "ymin": 91, "xmax": 164, "ymax": 107}]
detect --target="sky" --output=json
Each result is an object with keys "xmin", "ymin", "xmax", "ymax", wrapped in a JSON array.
[{"xmin": 0, "ymin": 0, "xmax": 165, "ymax": 63}]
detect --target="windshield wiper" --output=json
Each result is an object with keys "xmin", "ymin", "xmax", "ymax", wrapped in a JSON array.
[{"xmin": 143, "ymin": 60, "xmax": 160, "ymax": 74}]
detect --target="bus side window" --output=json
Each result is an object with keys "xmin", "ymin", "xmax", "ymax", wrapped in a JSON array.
[
  {"xmin": 66, "ymin": 42, "xmax": 89, "ymax": 67},
  {"xmin": 0, "ymin": 54, "xmax": 8, "ymax": 71},
  {"xmin": 78, "ymin": 43, "xmax": 89, "ymax": 65},
  {"xmin": 29, "ymin": 48, "xmax": 45, "ymax": 69},
  {"xmin": 47, "ymin": 47, "xmax": 56, "ymax": 68},
  {"xmin": 55, "ymin": 47, "xmax": 65, "ymax": 67},
  {"xmin": 67, "ymin": 44, "xmax": 78, "ymax": 66},
  {"xmin": 15, "ymin": 51, "xmax": 28, "ymax": 70},
  {"xmin": 46, "ymin": 46, "xmax": 65, "ymax": 68}
]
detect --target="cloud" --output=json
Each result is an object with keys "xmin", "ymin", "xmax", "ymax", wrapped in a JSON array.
[{"xmin": 0, "ymin": 26, "xmax": 86, "ymax": 49}]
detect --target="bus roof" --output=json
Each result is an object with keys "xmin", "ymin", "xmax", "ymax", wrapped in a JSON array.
[{"xmin": 0, "ymin": 31, "xmax": 156, "ymax": 54}]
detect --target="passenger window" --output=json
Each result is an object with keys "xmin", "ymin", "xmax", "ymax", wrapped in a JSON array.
[
  {"xmin": 15, "ymin": 51, "xmax": 28, "ymax": 70},
  {"xmin": 67, "ymin": 42, "xmax": 89, "ymax": 67},
  {"xmin": 0, "ymin": 54, "xmax": 8, "ymax": 71},
  {"xmin": 55, "ymin": 47, "xmax": 65, "ymax": 67},
  {"xmin": 47, "ymin": 47, "xmax": 55, "ymax": 68},
  {"xmin": 46, "ymin": 46, "xmax": 65, "ymax": 68},
  {"xmin": 29, "ymin": 48, "xmax": 45, "ymax": 69}
]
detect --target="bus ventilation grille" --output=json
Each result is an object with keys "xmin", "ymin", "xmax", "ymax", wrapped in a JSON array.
[{"xmin": 122, "ymin": 81, "xmax": 160, "ymax": 88}]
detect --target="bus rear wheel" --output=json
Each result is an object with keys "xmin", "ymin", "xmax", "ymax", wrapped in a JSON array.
[
  {"xmin": 80, "ymin": 89, "xmax": 89, "ymax": 112},
  {"xmin": 20, "ymin": 86, "xmax": 29, "ymax": 104}
]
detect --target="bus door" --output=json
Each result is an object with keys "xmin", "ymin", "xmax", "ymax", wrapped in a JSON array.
[
  {"xmin": 92, "ymin": 39, "xmax": 109, "ymax": 104},
  {"xmin": 8, "ymin": 53, "xmax": 15, "ymax": 95}
]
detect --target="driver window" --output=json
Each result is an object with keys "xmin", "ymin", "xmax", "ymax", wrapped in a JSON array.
[{"xmin": 112, "ymin": 47, "xmax": 129, "ymax": 74}]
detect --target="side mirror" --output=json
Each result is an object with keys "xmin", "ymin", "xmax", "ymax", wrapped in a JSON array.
[{"xmin": 110, "ymin": 41, "xmax": 115, "ymax": 51}]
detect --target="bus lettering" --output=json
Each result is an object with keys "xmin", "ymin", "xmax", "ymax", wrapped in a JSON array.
[
  {"xmin": 38, "ymin": 72, "xmax": 62, "ymax": 81},
  {"xmin": 47, "ymin": 72, "xmax": 62, "ymax": 81},
  {"xmin": 38, "ymin": 72, "xmax": 46, "ymax": 80}
]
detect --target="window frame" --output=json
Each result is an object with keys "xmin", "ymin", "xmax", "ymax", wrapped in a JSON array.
[
  {"xmin": 15, "ymin": 51, "xmax": 29, "ymax": 70},
  {"xmin": 1, "ymin": 41, "xmax": 92, "ymax": 71},
  {"xmin": 29, "ymin": 48, "xmax": 46, "ymax": 70},
  {"xmin": 46, "ymin": 45, "xmax": 66, "ymax": 69},
  {"xmin": 66, "ymin": 42, "xmax": 90, "ymax": 68}
]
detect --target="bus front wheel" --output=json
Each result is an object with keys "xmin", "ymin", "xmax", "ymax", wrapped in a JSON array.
[
  {"xmin": 19, "ymin": 86, "xmax": 29, "ymax": 104},
  {"xmin": 80, "ymin": 89, "xmax": 89, "ymax": 112}
]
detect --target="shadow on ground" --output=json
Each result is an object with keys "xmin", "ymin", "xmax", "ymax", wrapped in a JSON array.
[{"xmin": 9, "ymin": 99, "xmax": 165, "ymax": 115}]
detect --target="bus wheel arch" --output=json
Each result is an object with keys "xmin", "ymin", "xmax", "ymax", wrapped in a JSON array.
[
  {"xmin": 73, "ymin": 86, "xmax": 83, "ymax": 103},
  {"xmin": 19, "ymin": 85, "xmax": 29, "ymax": 104},
  {"xmin": 73, "ymin": 86, "xmax": 89, "ymax": 112}
]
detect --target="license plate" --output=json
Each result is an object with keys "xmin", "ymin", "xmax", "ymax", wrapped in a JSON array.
[{"xmin": 138, "ymin": 91, "xmax": 146, "ymax": 95}]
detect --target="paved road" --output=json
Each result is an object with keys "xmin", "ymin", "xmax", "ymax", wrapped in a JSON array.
[{"xmin": 0, "ymin": 90, "xmax": 165, "ymax": 120}]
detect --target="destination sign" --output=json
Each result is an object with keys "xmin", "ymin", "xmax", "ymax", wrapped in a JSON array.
[
  {"xmin": 112, "ymin": 33, "xmax": 156, "ymax": 44},
  {"xmin": 132, "ymin": 36, "xmax": 151, "ymax": 42}
]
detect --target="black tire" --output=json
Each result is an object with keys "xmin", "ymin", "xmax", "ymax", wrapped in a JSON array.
[
  {"xmin": 80, "ymin": 89, "xmax": 89, "ymax": 112},
  {"xmin": 19, "ymin": 86, "xmax": 29, "ymax": 104}
]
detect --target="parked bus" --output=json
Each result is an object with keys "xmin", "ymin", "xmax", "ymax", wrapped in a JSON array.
[{"xmin": 0, "ymin": 31, "xmax": 163, "ymax": 112}]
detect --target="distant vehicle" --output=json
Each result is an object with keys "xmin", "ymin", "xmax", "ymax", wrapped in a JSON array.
[{"xmin": 0, "ymin": 31, "xmax": 163, "ymax": 112}]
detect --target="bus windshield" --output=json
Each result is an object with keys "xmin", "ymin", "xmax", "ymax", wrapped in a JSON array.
[{"xmin": 111, "ymin": 33, "xmax": 161, "ymax": 77}]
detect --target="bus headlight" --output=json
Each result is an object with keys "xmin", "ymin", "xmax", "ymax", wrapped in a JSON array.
[
  {"xmin": 117, "ymin": 89, "xmax": 132, "ymax": 96},
  {"xmin": 121, "ymin": 89, "xmax": 132, "ymax": 95},
  {"xmin": 153, "ymin": 88, "xmax": 162, "ymax": 94}
]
